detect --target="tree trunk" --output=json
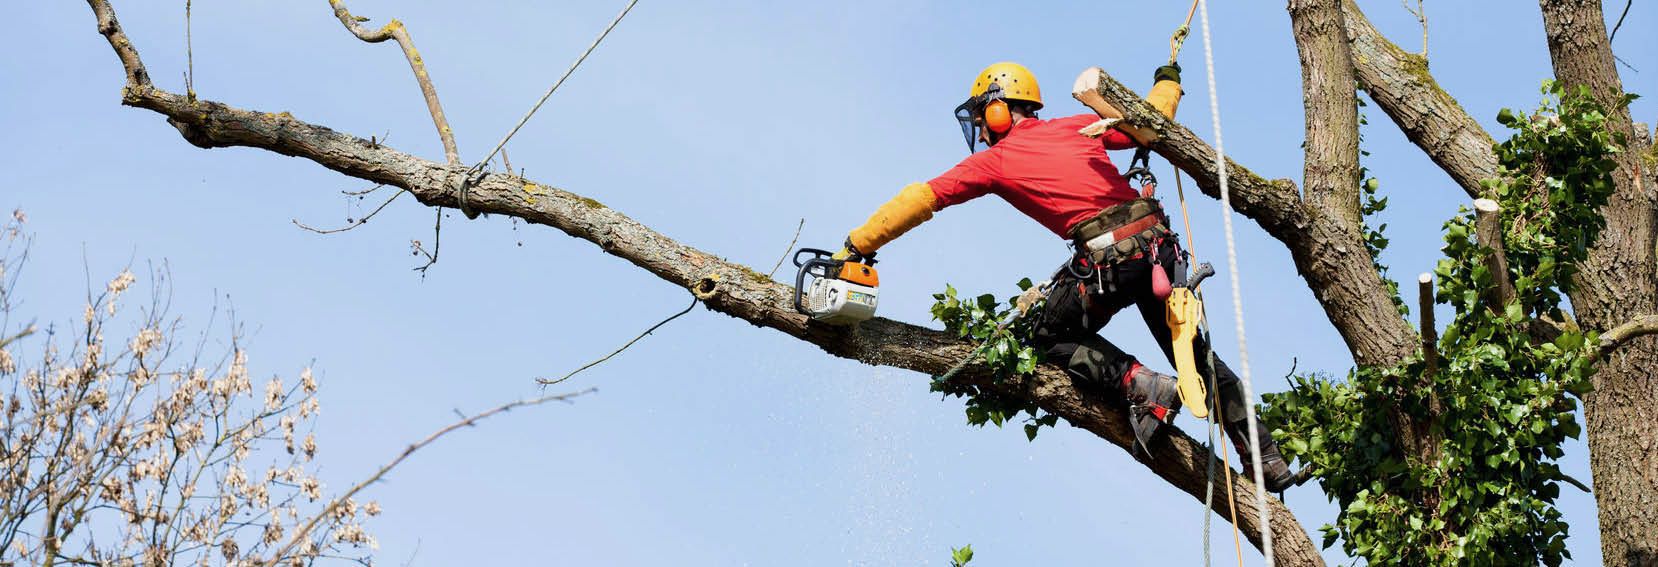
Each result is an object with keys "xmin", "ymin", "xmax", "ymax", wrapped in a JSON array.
[{"xmin": 1539, "ymin": 2, "xmax": 1658, "ymax": 564}]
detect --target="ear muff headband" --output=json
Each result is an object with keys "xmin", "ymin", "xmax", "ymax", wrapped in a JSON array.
[{"xmin": 983, "ymin": 99, "xmax": 1012, "ymax": 134}]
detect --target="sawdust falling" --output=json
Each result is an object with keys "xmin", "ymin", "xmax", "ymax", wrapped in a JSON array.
[{"xmin": 841, "ymin": 367, "xmax": 929, "ymax": 565}]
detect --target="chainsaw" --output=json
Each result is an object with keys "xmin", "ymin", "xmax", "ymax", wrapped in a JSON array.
[
  {"xmin": 792, "ymin": 248, "xmax": 879, "ymax": 325},
  {"xmin": 1166, "ymin": 261, "xmax": 1216, "ymax": 418}
]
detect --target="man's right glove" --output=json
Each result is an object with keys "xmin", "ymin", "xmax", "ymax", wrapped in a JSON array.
[
  {"xmin": 846, "ymin": 182, "xmax": 936, "ymax": 256},
  {"xmin": 832, "ymin": 239, "xmax": 874, "ymax": 263}
]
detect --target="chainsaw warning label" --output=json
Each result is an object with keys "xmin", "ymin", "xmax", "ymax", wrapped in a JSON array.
[{"xmin": 845, "ymin": 290, "xmax": 876, "ymax": 306}]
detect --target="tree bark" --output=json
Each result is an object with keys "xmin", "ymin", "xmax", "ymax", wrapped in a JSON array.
[
  {"xmin": 1538, "ymin": 2, "xmax": 1658, "ymax": 565},
  {"xmin": 81, "ymin": 0, "xmax": 1325, "ymax": 563},
  {"xmin": 1341, "ymin": 0, "xmax": 1497, "ymax": 199}
]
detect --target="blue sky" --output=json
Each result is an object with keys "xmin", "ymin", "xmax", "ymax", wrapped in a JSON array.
[{"xmin": 5, "ymin": 1, "xmax": 1654, "ymax": 565}]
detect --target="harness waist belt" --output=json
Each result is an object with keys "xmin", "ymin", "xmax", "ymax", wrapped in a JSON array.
[
  {"xmin": 1080, "ymin": 215, "xmax": 1163, "ymax": 254},
  {"xmin": 1068, "ymin": 197, "xmax": 1169, "ymax": 264}
]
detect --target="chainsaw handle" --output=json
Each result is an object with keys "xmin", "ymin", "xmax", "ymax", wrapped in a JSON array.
[
  {"xmin": 794, "ymin": 248, "xmax": 834, "ymax": 268},
  {"xmin": 794, "ymin": 256, "xmax": 837, "ymax": 315},
  {"xmin": 1186, "ymin": 262, "xmax": 1216, "ymax": 289}
]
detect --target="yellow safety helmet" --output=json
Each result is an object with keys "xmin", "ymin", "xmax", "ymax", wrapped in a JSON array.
[
  {"xmin": 954, "ymin": 62, "xmax": 1042, "ymax": 152},
  {"xmin": 969, "ymin": 62, "xmax": 1043, "ymax": 107}
]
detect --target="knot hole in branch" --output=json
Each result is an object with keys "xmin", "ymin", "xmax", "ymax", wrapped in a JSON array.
[{"xmin": 691, "ymin": 275, "xmax": 720, "ymax": 300}]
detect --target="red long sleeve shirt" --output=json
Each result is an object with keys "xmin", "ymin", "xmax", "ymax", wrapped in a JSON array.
[{"xmin": 928, "ymin": 114, "xmax": 1140, "ymax": 238}]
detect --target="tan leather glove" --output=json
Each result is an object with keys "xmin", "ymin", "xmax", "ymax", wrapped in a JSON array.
[
  {"xmin": 1145, "ymin": 64, "xmax": 1183, "ymax": 119},
  {"xmin": 1146, "ymin": 79, "xmax": 1182, "ymax": 119},
  {"xmin": 847, "ymin": 182, "xmax": 937, "ymax": 254}
]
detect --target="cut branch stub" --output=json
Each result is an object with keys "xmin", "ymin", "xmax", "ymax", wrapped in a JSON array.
[
  {"xmin": 1419, "ymin": 272, "xmax": 1437, "ymax": 377},
  {"xmin": 1472, "ymin": 198, "xmax": 1516, "ymax": 309}
]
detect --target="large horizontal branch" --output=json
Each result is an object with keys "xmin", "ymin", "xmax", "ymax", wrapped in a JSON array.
[
  {"xmin": 1087, "ymin": 69, "xmax": 1418, "ymax": 367},
  {"xmin": 82, "ymin": 0, "xmax": 1322, "ymax": 563},
  {"xmin": 1342, "ymin": 0, "xmax": 1496, "ymax": 198}
]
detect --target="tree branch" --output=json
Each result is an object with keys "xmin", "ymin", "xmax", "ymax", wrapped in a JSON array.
[
  {"xmin": 0, "ymin": 323, "xmax": 36, "ymax": 350},
  {"xmin": 1342, "ymin": 0, "xmax": 1496, "ymax": 198},
  {"xmin": 274, "ymin": 387, "xmax": 598, "ymax": 562},
  {"xmin": 1086, "ymin": 68, "xmax": 1417, "ymax": 367},
  {"xmin": 1473, "ymin": 199, "xmax": 1516, "ymax": 307},
  {"xmin": 1598, "ymin": 314, "xmax": 1658, "ymax": 358},
  {"xmin": 328, "ymin": 0, "xmax": 460, "ymax": 165},
  {"xmin": 82, "ymin": 0, "xmax": 1323, "ymax": 562},
  {"xmin": 1290, "ymin": 0, "xmax": 1365, "ymax": 230}
]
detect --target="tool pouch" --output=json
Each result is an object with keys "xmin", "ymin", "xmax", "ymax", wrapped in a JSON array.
[{"xmin": 1069, "ymin": 198, "xmax": 1170, "ymax": 267}]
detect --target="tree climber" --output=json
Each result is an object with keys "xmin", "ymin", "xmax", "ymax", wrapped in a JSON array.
[{"xmin": 833, "ymin": 62, "xmax": 1293, "ymax": 491}]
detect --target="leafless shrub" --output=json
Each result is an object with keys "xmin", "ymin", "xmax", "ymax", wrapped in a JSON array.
[{"xmin": 0, "ymin": 211, "xmax": 377, "ymax": 566}]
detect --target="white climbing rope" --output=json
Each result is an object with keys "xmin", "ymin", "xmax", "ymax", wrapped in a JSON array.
[{"xmin": 1196, "ymin": 0, "xmax": 1274, "ymax": 564}]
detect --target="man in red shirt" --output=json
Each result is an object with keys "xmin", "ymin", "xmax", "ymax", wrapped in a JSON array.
[{"xmin": 836, "ymin": 62, "xmax": 1292, "ymax": 490}]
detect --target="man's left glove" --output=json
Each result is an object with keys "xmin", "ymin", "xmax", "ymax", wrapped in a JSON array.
[
  {"xmin": 1153, "ymin": 63, "xmax": 1182, "ymax": 84},
  {"xmin": 1147, "ymin": 64, "xmax": 1184, "ymax": 120}
]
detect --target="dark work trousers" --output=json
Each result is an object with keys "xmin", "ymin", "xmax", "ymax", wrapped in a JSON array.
[{"xmin": 1031, "ymin": 234, "xmax": 1250, "ymax": 423}]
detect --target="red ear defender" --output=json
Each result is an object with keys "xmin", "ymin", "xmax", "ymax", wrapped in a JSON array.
[{"xmin": 983, "ymin": 99, "xmax": 1012, "ymax": 134}]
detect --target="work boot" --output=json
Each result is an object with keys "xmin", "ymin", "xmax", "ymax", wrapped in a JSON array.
[
  {"xmin": 1226, "ymin": 419, "xmax": 1295, "ymax": 492},
  {"xmin": 1122, "ymin": 363, "xmax": 1181, "ymax": 454}
]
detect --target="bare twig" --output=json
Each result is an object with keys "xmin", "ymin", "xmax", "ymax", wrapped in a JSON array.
[
  {"xmin": 1400, "ymin": 0, "xmax": 1428, "ymax": 59},
  {"xmin": 328, "ymin": 0, "xmax": 460, "ymax": 165},
  {"xmin": 1418, "ymin": 273, "xmax": 1437, "ymax": 377},
  {"xmin": 183, "ymin": 0, "xmax": 194, "ymax": 100},
  {"xmin": 1612, "ymin": 53, "xmax": 1639, "ymax": 74},
  {"xmin": 1610, "ymin": 0, "xmax": 1632, "ymax": 44},
  {"xmin": 538, "ymin": 295, "xmax": 698, "ymax": 386},
  {"xmin": 470, "ymin": 0, "xmax": 639, "ymax": 171},
  {"xmin": 411, "ymin": 208, "xmax": 442, "ymax": 274},
  {"xmin": 272, "ymin": 387, "xmax": 596, "ymax": 562},
  {"xmin": 342, "ymin": 183, "xmax": 388, "ymax": 197},
  {"xmin": 766, "ymin": 218, "xmax": 805, "ymax": 279},
  {"xmin": 292, "ymin": 188, "xmax": 406, "ymax": 234},
  {"xmin": 1473, "ymin": 199, "xmax": 1516, "ymax": 308},
  {"xmin": 0, "ymin": 323, "xmax": 35, "ymax": 349}
]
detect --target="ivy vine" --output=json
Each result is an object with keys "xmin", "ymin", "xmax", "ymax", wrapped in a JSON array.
[
  {"xmin": 928, "ymin": 279, "xmax": 1059, "ymax": 441},
  {"xmin": 1261, "ymin": 81, "xmax": 1633, "ymax": 566}
]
